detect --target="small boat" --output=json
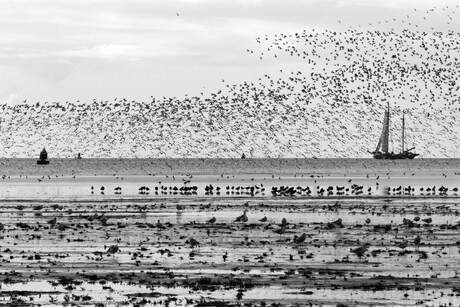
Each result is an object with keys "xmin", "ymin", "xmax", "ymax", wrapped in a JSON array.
[
  {"xmin": 37, "ymin": 148, "xmax": 50, "ymax": 165},
  {"xmin": 370, "ymin": 102, "xmax": 419, "ymax": 159},
  {"xmin": 77, "ymin": 153, "xmax": 82, "ymax": 159}
]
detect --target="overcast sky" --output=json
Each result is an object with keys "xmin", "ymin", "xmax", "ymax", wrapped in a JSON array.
[{"xmin": 0, "ymin": 0, "xmax": 456, "ymax": 104}]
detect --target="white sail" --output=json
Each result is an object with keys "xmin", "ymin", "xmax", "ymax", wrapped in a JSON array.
[
  {"xmin": 401, "ymin": 113, "xmax": 405, "ymax": 152},
  {"xmin": 381, "ymin": 109, "xmax": 389, "ymax": 153},
  {"xmin": 375, "ymin": 103, "xmax": 390, "ymax": 153}
]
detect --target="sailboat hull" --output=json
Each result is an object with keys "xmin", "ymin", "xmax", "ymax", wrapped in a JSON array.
[{"xmin": 372, "ymin": 151, "xmax": 419, "ymax": 160}]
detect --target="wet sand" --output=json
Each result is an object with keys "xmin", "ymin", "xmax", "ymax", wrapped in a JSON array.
[
  {"xmin": 1, "ymin": 197, "xmax": 460, "ymax": 306},
  {"xmin": 0, "ymin": 159, "xmax": 459, "ymax": 306}
]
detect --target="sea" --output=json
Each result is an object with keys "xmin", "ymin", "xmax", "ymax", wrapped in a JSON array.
[{"xmin": 0, "ymin": 158, "xmax": 457, "ymax": 199}]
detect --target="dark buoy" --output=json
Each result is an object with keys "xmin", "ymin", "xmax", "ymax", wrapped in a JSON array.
[
  {"xmin": 241, "ymin": 153, "xmax": 246, "ymax": 159},
  {"xmin": 77, "ymin": 153, "xmax": 82, "ymax": 159},
  {"xmin": 37, "ymin": 148, "xmax": 50, "ymax": 165}
]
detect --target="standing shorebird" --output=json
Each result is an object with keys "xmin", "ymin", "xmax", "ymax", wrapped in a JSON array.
[{"xmin": 234, "ymin": 210, "xmax": 248, "ymax": 223}]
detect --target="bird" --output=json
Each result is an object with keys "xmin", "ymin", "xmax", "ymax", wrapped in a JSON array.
[
  {"xmin": 107, "ymin": 245, "xmax": 119, "ymax": 254},
  {"xmin": 186, "ymin": 238, "xmax": 199, "ymax": 247},
  {"xmin": 293, "ymin": 233, "xmax": 307, "ymax": 244},
  {"xmin": 351, "ymin": 243, "xmax": 370, "ymax": 257},
  {"xmin": 422, "ymin": 217, "xmax": 432, "ymax": 224},
  {"xmin": 235, "ymin": 210, "xmax": 248, "ymax": 223}
]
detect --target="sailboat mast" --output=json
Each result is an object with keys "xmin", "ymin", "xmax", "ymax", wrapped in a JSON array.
[
  {"xmin": 402, "ymin": 112, "xmax": 405, "ymax": 152},
  {"xmin": 387, "ymin": 102, "xmax": 390, "ymax": 152}
]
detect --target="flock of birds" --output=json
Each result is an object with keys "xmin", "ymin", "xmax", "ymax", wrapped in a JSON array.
[
  {"xmin": 88, "ymin": 183, "xmax": 459, "ymax": 197},
  {"xmin": 0, "ymin": 5, "xmax": 460, "ymax": 157},
  {"xmin": 91, "ymin": 184, "xmax": 199, "ymax": 196},
  {"xmin": 0, "ymin": 6, "xmax": 458, "ymax": 157}
]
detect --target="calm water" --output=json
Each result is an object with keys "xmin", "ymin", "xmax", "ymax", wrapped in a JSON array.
[
  {"xmin": 0, "ymin": 158, "xmax": 457, "ymax": 199},
  {"xmin": 0, "ymin": 158, "xmax": 458, "ymax": 176}
]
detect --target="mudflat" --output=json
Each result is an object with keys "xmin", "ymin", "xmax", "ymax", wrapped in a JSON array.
[{"xmin": 0, "ymin": 159, "xmax": 459, "ymax": 306}]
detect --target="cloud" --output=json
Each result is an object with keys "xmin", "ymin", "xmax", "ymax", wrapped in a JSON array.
[
  {"xmin": 0, "ymin": 0, "xmax": 457, "ymax": 102},
  {"xmin": 2, "ymin": 93, "xmax": 20, "ymax": 105},
  {"xmin": 336, "ymin": 0, "xmax": 459, "ymax": 9},
  {"xmin": 58, "ymin": 44, "xmax": 140, "ymax": 59}
]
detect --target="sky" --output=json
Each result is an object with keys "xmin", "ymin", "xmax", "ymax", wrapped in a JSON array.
[{"xmin": 0, "ymin": 0, "xmax": 457, "ymax": 104}]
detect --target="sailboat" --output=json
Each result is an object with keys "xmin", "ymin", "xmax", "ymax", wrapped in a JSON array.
[
  {"xmin": 37, "ymin": 148, "xmax": 50, "ymax": 165},
  {"xmin": 370, "ymin": 102, "xmax": 419, "ymax": 159}
]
